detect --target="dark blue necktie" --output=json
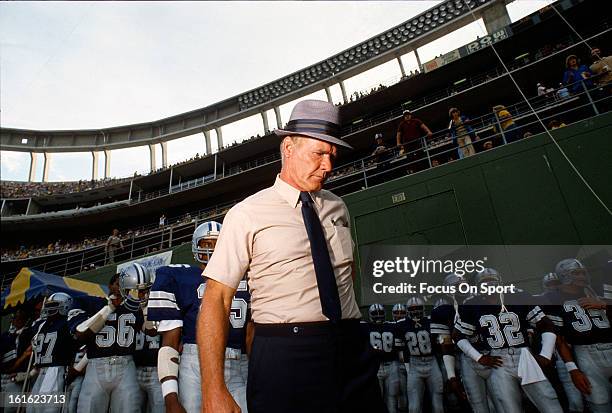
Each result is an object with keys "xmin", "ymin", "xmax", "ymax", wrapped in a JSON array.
[{"xmin": 300, "ymin": 191, "xmax": 342, "ymax": 322}]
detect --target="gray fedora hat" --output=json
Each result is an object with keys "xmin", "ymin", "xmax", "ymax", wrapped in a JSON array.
[{"xmin": 274, "ymin": 99, "xmax": 353, "ymax": 149}]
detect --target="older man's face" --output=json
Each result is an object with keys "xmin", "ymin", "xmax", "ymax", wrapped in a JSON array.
[{"xmin": 283, "ymin": 137, "xmax": 337, "ymax": 192}]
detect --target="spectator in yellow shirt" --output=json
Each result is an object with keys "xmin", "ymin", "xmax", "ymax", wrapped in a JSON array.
[{"xmin": 493, "ymin": 105, "xmax": 520, "ymax": 143}]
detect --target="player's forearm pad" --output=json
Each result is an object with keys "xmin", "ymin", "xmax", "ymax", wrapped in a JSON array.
[
  {"xmin": 158, "ymin": 346, "xmax": 180, "ymax": 381},
  {"xmin": 74, "ymin": 354, "xmax": 89, "ymax": 372},
  {"xmin": 539, "ymin": 332, "xmax": 556, "ymax": 360},
  {"xmin": 442, "ymin": 354, "xmax": 456, "ymax": 379},
  {"xmin": 457, "ymin": 338, "xmax": 483, "ymax": 362},
  {"xmin": 158, "ymin": 346, "xmax": 180, "ymax": 397},
  {"xmin": 76, "ymin": 304, "xmax": 114, "ymax": 334}
]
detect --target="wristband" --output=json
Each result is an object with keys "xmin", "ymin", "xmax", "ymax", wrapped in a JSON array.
[
  {"xmin": 539, "ymin": 332, "xmax": 556, "ymax": 360},
  {"xmin": 161, "ymin": 379, "xmax": 179, "ymax": 397},
  {"xmin": 457, "ymin": 339, "xmax": 483, "ymax": 362},
  {"xmin": 565, "ymin": 362, "xmax": 578, "ymax": 372}
]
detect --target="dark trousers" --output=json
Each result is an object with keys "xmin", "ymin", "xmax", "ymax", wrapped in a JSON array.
[{"xmin": 247, "ymin": 319, "xmax": 386, "ymax": 413}]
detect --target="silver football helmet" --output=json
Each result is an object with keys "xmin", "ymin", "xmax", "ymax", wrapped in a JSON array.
[
  {"xmin": 192, "ymin": 221, "xmax": 222, "ymax": 264},
  {"xmin": 406, "ymin": 296, "xmax": 425, "ymax": 322},
  {"xmin": 41, "ymin": 292, "xmax": 73, "ymax": 319},
  {"xmin": 542, "ymin": 272, "xmax": 561, "ymax": 292},
  {"xmin": 555, "ymin": 258, "xmax": 589, "ymax": 287},
  {"xmin": 118, "ymin": 263, "xmax": 152, "ymax": 311},
  {"xmin": 433, "ymin": 297, "xmax": 451, "ymax": 309},
  {"xmin": 392, "ymin": 303, "xmax": 406, "ymax": 321},
  {"xmin": 444, "ymin": 272, "xmax": 470, "ymax": 298},
  {"xmin": 474, "ymin": 268, "xmax": 502, "ymax": 287},
  {"xmin": 443, "ymin": 272, "xmax": 464, "ymax": 288},
  {"xmin": 368, "ymin": 303, "xmax": 386, "ymax": 323}
]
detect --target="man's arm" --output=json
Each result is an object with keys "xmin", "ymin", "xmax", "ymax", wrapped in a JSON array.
[
  {"xmin": 75, "ymin": 295, "xmax": 120, "ymax": 342},
  {"xmin": 158, "ymin": 327, "xmax": 185, "ymax": 413},
  {"xmin": 197, "ymin": 279, "xmax": 240, "ymax": 413},
  {"xmin": 396, "ymin": 130, "xmax": 402, "ymax": 147},
  {"xmin": 557, "ymin": 335, "xmax": 591, "ymax": 395},
  {"xmin": 421, "ymin": 123, "xmax": 433, "ymax": 137}
]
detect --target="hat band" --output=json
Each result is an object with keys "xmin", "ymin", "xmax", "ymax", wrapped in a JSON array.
[{"xmin": 285, "ymin": 119, "xmax": 340, "ymax": 138}]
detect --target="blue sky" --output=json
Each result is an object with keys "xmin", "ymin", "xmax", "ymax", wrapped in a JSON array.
[{"xmin": 0, "ymin": 1, "xmax": 553, "ymax": 182}]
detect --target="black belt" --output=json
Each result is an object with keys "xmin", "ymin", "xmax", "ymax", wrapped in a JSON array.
[{"xmin": 255, "ymin": 319, "xmax": 360, "ymax": 337}]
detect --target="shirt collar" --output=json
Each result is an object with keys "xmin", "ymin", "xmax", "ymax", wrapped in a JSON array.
[{"xmin": 273, "ymin": 175, "xmax": 322, "ymax": 209}]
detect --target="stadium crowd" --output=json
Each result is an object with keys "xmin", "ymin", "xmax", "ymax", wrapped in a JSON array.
[
  {"xmin": 0, "ymin": 178, "xmax": 129, "ymax": 199},
  {"xmin": 0, "ymin": 205, "xmax": 232, "ymax": 264}
]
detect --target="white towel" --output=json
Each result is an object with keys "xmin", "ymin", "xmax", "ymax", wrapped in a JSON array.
[
  {"xmin": 518, "ymin": 348, "xmax": 547, "ymax": 385},
  {"xmin": 39, "ymin": 366, "xmax": 61, "ymax": 393}
]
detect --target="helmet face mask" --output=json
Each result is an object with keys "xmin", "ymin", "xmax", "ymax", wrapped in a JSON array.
[
  {"xmin": 41, "ymin": 292, "xmax": 73, "ymax": 319},
  {"xmin": 392, "ymin": 303, "xmax": 406, "ymax": 321},
  {"xmin": 368, "ymin": 303, "xmax": 386, "ymax": 323},
  {"xmin": 118, "ymin": 263, "xmax": 152, "ymax": 311},
  {"xmin": 192, "ymin": 221, "xmax": 222, "ymax": 265}
]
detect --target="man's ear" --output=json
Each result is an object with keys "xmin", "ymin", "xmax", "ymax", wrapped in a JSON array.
[{"xmin": 282, "ymin": 137, "xmax": 295, "ymax": 158}]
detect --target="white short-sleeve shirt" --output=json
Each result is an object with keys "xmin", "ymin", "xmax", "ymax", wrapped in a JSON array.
[{"xmin": 203, "ymin": 175, "xmax": 361, "ymax": 323}]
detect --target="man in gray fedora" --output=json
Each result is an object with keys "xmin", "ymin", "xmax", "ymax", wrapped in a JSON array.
[{"xmin": 197, "ymin": 99, "xmax": 385, "ymax": 413}]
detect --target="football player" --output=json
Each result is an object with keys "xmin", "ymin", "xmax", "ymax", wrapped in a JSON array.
[
  {"xmin": 433, "ymin": 273, "xmax": 500, "ymax": 413},
  {"xmin": 124, "ymin": 266, "xmax": 165, "ymax": 413},
  {"xmin": 537, "ymin": 271, "xmax": 584, "ymax": 413},
  {"xmin": 545, "ymin": 258, "xmax": 611, "ymax": 413},
  {"xmin": 27, "ymin": 292, "xmax": 87, "ymax": 413},
  {"xmin": 75, "ymin": 265, "xmax": 147, "ymax": 413},
  {"xmin": 362, "ymin": 303, "xmax": 401, "ymax": 413},
  {"xmin": 148, "ymin": 221, "xmax": 250, "ymax": 413},
  {"xmin": 453, "ymin": 268, "xmax": 563, "ymax": 413},
  {"xmin": 396, "ymin": 296, "xmax": 444, "ymax": 413}
]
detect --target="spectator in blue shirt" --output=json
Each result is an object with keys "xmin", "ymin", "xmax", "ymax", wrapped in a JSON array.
[{"xmin": 562, "ymin": 54, "xmax": 592, "ymax": 94}]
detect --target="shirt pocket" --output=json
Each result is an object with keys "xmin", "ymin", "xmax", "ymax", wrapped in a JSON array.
[{"xmin": 330, "ymin": 225, "xmax": 354, "ymax": 265}]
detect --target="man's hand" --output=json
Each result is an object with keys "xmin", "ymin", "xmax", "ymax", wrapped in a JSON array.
[
  {"xmin": 478, "ymin": 355, "xmax": 503, "ymax": 368},
  {"xmin": 569, "ymin": 369, "xmax": 591, "ymax": 395},
  {"xmin": 165, "ymin": 394, "xmax": 187, "ymax": 413},
  {"xmin": 534, "ymin": 354, "xmax": 552, "ymax": 369},
  {"xmin": 202, "ymin": 388, "xmax": 241, "ymax": 413},
  {"xmin": 109, "ymin": 294, "xmax": 123, "ymax": 308},
  {"xmin": 426, "ymin": 132, "xmax": 433, "ymax": 139},
  {"xmin": 447, "ymin": 377, "xmax": 467, "ymax": 400},
  {"xmin": 577, "ymin": 297, "xmax": 606, "ymax": 310}
]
